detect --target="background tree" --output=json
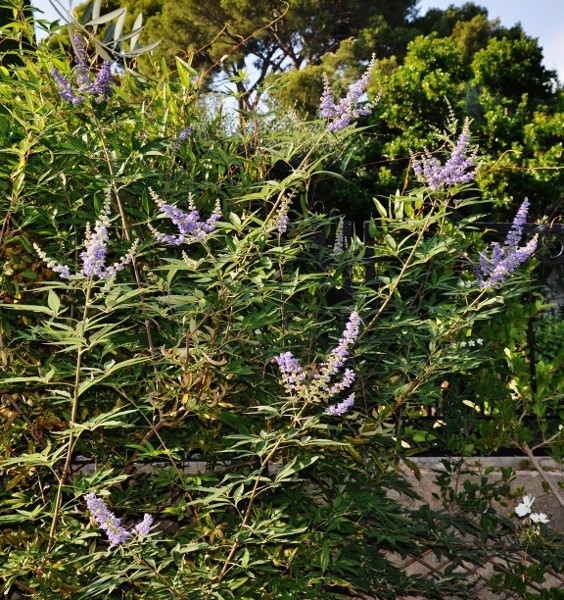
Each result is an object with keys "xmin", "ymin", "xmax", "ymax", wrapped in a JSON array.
[
  {"xmin": 0, "ymin": 0, "xmax": 34, "ymax": 64},
  {"xmin": 280, "ymin": 3, "xmax": 562, "ymax": 222},
  {"xmin": 97, "ymin": 0, "xmax": 417, "ymax": 109},
  {"xmin": 74, "ymin": 0, "xmax": 562, "ymax": 219}
]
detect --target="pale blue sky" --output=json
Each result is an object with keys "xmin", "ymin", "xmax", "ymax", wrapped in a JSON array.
[{"xmin": 31, "ymin": 0, "xmax": 564, "ymax": 81}]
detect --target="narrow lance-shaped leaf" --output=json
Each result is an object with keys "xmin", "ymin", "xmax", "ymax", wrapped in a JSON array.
[
  {"xmin": 129, "ymin": 12, "xmax": 143, "ymax": 51},
  {"xmin": 85, "ymin": 7, "xmax": 127, "ymax": 28},
  {"xmin": 77, "ymin": 356, "xmax": 147, "ymax": 397}
]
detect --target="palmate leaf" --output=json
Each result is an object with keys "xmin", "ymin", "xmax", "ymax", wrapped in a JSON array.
[
  {"xmin": 0, "ymin": 441, "xmax": 68, "ymax": 469},
  {"xmin": 58, "ymin": 407, "xmax": 137, "ymax": 433},
  {"xmin": 76, "ymin": 356, "xmax": 146, "ymax": 396}
]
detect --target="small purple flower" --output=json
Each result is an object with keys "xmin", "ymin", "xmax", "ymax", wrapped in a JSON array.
[
  {"xmin": 413, "ymin": 120, "xmax": 477, "ymax": 190},
  {"xmin": 150, "ymin": 188, "xmax": 221, "ymax": 245},
  {"xmin": 85, "ymin": 492, "xmax": 130, "ymax": 546},
  {"xmin": 173, "ymin": 126, "xmax": 192, "ymax": 150},
  {"xmin": 85, "ymin": 493, "xmax": 154, "ymax": 545},
  {"xmin": 34, "ymin": 194, "xmax": 137, "ymax": 281},
  {"xmin": 274, "ymin": 351, "xmax": 306, "ymax": 395},
  {"xmin": 328, "ymin": 393, "xmax": 355, "ymax": 416},
  {"xmin": 51, "ymin": 34, "xmax": 113, "ymax": 104},
  {"xmin": 476, "ymin": 199, "xmax": 538, "ymax": 288},
  {"xmin": 274, "ymin": 312, "xmax": 361, "ymax": 416},
  {"xmin": 319, "ymin": 56, "xmax": 378, "ymax": 132},
  {"xmin": 274, "ymin": 195, "xmax": 292, "ymax": 234},
  {"xmin": 132, "ymin": 513, "xmax": 154, "ymax": 537}
]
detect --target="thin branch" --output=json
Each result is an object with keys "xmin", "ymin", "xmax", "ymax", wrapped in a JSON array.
[{"xmin": 521, "ymin": 443, "xmax": 564, "ymax": 510}]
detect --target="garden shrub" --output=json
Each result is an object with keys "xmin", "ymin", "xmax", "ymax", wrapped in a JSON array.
[{"xmin": 0, "ymin": 3, "xmax": 562, "ymax": 599}]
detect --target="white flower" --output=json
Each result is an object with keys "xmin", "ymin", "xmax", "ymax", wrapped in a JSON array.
[
  {"xmin": 515, "ymin": 494, "xmax": 535, "ymax": 517},
  {"xmin": 476, "ymin": 338, "xmax": 483, "ymax": 345},
  {"xmin": 530, "ymin": 512, "xmax": 549, "ymax": 524}
]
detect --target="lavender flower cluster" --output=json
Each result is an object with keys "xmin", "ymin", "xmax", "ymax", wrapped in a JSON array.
[
  {"xmin": 51, "ymin": 35, "xmax": 113, "ymax": 104},
  {"xmin": 476, "ymin": 199, "xmax": 538, "ymax": 288},
  {"xmin": 412, "ymin": 120, "xmax": 477, "ymax": 190},
  {"xmin": 274, "ymin": 195, "xmax": 292, "ymax": 234},
  {"xmin": 275, "ymin": 312, "xmax": 361, "ymax": 416},
  {"xmin": 149, "ymin": 188, "xmax": 222, "ymax": 245},
  {"xmin": 319, "ymin": 56, "xmax": 378, "ymax": 132},
  {"xmin": 85, "ymin": 493, "xmax": 153, "ymax": 546},
  {"xmin": 173, "ymin": 126, "xmax": 192, "ymax": 150},
  {"xmin": 34, "ymin": 194, "xmax": 137, "ymax": 281}
]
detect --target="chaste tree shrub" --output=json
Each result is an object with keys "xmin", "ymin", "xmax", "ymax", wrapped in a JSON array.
[{"xmin": 0, "ymin": 3, "xmax": 561, "ymax": 598}]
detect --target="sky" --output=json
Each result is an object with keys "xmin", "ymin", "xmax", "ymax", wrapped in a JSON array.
[{"xmin": 31, "ymin": 0, "xmax": 564, "ymax": 82}]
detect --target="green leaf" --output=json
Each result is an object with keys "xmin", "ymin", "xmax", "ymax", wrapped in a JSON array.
[
  {"xmin": 85, "ymin": 7, "xmax": 126, "ymax": 27},
  {"xmin": 373, "ymin": 198, "xmax": 388, "ymax": 218},
  {"xmin": 47, "ymin": 289, "xmax": 61, "ymax": 314},
  {"xmin": 274, "ymin": 456, "xmax": 319, "ymax": 483},
  {"xmin": 77, "ymin": 356, "xmax": 147, "ymax": 396},
  {"xmin": 63, "ymin": 408, "xmax": 137, "ymax": 434},
  {"xmin": 129, "ymin": 12, "xmax": 144, "ymax": 51}
]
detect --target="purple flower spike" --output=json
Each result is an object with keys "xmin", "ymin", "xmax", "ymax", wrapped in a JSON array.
[
  {"xmin": 319, "ymin": 56, "xmax": 378, "ymax": 132},
  {"xmin": 90, "ymin": 60, "xmax": 114, "ymax": 103},
  {"xmin": 328, "ymin": 393, "xmax": 355, "ymax": 416},
  {"xmin": 80, "ymin": 206, "xmax": 110, "ymax": 279},
  {"xmin": 51, "ymin": 68, "xmax": 83, "ymax": 104},
  {"xmin": 274, "ymin": 195, "xmax": 292, "ymax": 234},
  {"xmin": 34, "ymin": 194, "xmax": 137, "ymax": 281},
  {"xmin": 274, "ymin": 311, "xmax": 361, "ymax": 417},
  {"xmin": 275, "ymin": 351, "xmax": 306, "ymax": 395},
  {"xmin": 73, "ymin": 34, "xmax": 91, "ymax": 88},
  {"xmin": 132, "ymin": 513, "xmax": 154, "ymax": 537},
  {"xmin": 317, "ymin": 311, "xmax": 361, "ymax": 385},
  {"xmin": 475, "ymin": 199, "xmax": 538, "ymax": 288},
  {"xmin": 150, "ymin": 188, "xmax": 221, "ymax": 245},
  {"xmin": 51, "ymin": 34, "xmax": 113, "ymax": 104},
  {"xmin": 85, "ymin": 493, "xmax": 154, "ymax": 546},
  {"xmin": 85, "ymin": 492, "xmax": 130, "ymax": 546},
  {"xmin": 173, "ymin": 126, "xmax": 193, "ymax": 150},
  {"xmin": 413, "ymin": 120, "xmax": 477, "ymax": 190}
]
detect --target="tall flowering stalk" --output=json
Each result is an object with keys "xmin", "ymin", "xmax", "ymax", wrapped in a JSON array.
[
  {"xmin": 51, "ymin": 34, "xmax": 113, "ymax": 104},
  {"xmin": 34, "ymin": 194, "xmax": 137, "ymax": 281},
  {"xmin": 149, "ymin": 188, "xmax": 222, "ymax": 245},
  {"xmin": 85, "ymin": 493, "xmax": 153, "ymax": 546},
  {"xmin": 413, "ymin": 119, "xmax": 477, "ymax": 190},
  {"xmin": 319, "ymin": 56, "xmax": 378, "ymax": 132},
  {"xmin": 275, "ymin": 311, "xmax": 361, "ymax": 416},
  {"xmin": 475, "ymin": 199, "xmax": 538, "ymax": 288},
  {"xmin": 333, "ymin": 217, "xmax": 345, "ymax": 255},
  {"xmin": 274, "ymin": 195, "xmax": 292, "ymax": 234}
]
